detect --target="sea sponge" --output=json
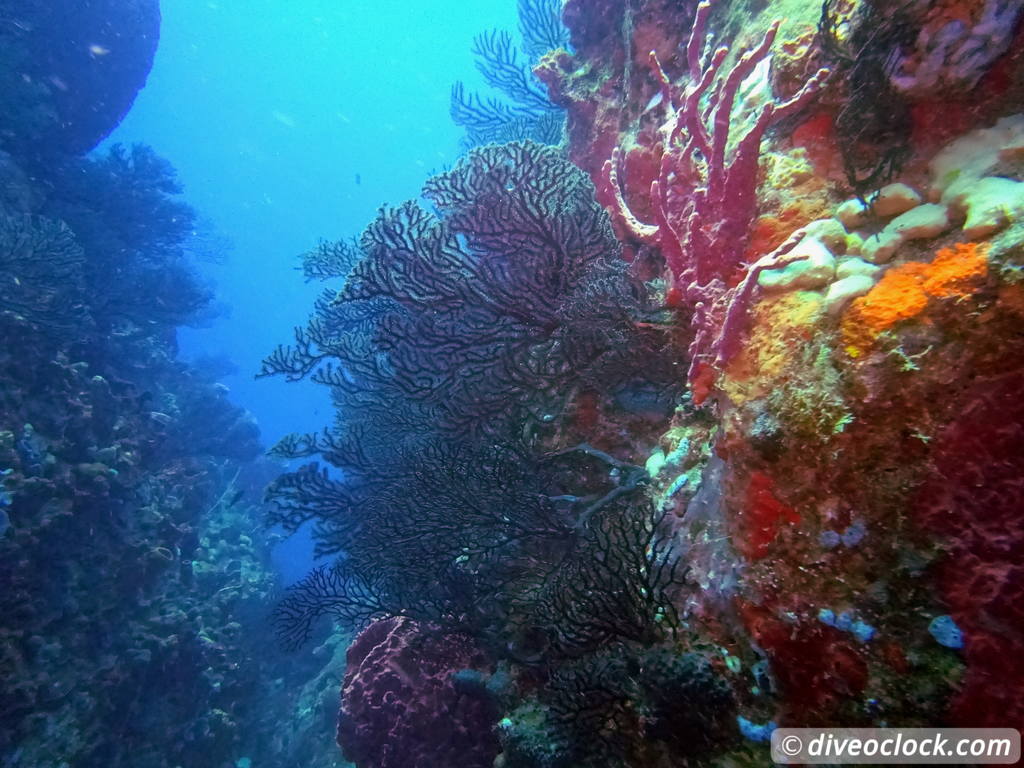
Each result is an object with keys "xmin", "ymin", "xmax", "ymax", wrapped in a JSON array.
[
  {"xmin": 841, "ymin": 264, "xmax": 930, "ymax": 355},
  {"xmin": 735, "ymin": 471, "xmax": 800, "ymax": 560},
  {"xmin": 723, "ymin": 291, "xmax": 824, "ymax": 405},
  {"xmin": 841, "ymin": 242, "xmax": 989, "ymax": 355},
  {"xmin": 922, "ymin": 241, "xmax": 989, "ymax": 297}
]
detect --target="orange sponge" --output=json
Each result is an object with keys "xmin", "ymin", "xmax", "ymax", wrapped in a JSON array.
[{"xmin": 841, "ymin": 242, "xmax": 988, "ymax": 356}]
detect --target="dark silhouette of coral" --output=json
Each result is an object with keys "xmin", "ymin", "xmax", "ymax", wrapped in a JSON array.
[
  {"xmin": 43, "ymin": 143, "xmax": 211, "ymax": 331},
  {"xmin": 266, "ymin": 142, "xmax": 662, "ymax": 442},
  {"xmin": 271, "ymin": 442, "xmax": 682, "ymax": 660},
  {"xmin": 0, "ymin": 0, "xmax": 160, "ymax": 161},
  {"xmin": 273, "ymin": 562, "xmax": 389, "ymax": 652},
  {"xmin": 262, "ymin": 141, "xmax": 674, "ymax": 483},
  {"xmin": 501, "ymin": 646, "xmax": 736, "ymax": 768},
  {"xmin": 0, "ymin": 214, "xmax": 87, "ymax": 330},
  {"xmin": 265, "ymin": 141, "xmax": 683, "ymax": 658},
  {"xmin": 529, "ymin": 500, "xmax": 684, "ymax": 655},
  {"xmin": 632, "ymin": 648, "xmax": 738, "ymax": 754}
]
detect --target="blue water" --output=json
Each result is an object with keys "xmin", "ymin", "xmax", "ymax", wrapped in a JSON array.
[{"xmin": 105, "ymin": 0, "xmax": 519, "ymax": 583}]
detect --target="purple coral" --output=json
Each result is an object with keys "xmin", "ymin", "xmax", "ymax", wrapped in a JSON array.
[
  {"xmin": 337, "ymin": 617, "xmax": 500, "ymax": 768},
  {"xmin": 888, "ymin": 0, "xmax": 1023, "ymax": 96},
  {"xmin": 601, "ymin": 0, "xmax": 828, "ymax": 389}
]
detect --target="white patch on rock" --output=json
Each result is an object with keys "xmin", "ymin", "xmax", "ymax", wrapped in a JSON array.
[
  {"xmin": 758, "ymin": 236, "xmax": 837, "ymax": 292},
  {"xmin": 872, "ymin": 183, "xmax": 923, "ymax": 217},
  {"xmin": 930, "ymin": 114, "xmax": 1024, "ymax": 198},
  {"xmin": 860, "ymin": 229, "xmax": 904, "ymax": 264},
  {"xmin": 944, "ymin": 176, "xmax": 1024, "ymax": 239},
  {"xmin": 825, "ymin": 274, "xmax": 876, "ymax": 316},
  {"xmin": 837, "ymin": 198, "xmax": 869, "ymax": 231},
  {"xmin": 887, "ymin": 203, "xmax": 951, "ymax": 240},
  {"xmin": 806, "ymin": 218, "xmax": 849, "ymax": 254},
  {"xmin": 836, "ymin": 257, "xmax": 882, "ymax": 280}
]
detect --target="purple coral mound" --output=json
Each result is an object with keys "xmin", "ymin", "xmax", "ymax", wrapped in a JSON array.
[
  {"xmin": 337, "ymin": 617, "xmax": 500, "ymax": 768},
  {"xmin": 1, "ymin": 0, "xmax": 160, "ymax": 157}
]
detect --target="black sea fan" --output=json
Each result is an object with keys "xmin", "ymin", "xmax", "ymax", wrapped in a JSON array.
[{"xmin": 263, "ymin": 141, "xmax": 682, "ymax": 652}]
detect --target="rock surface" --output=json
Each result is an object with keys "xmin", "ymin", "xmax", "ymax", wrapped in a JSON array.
[{"xmin": 0, "ymin": 0, "xmax": 160, "ymax": 159}]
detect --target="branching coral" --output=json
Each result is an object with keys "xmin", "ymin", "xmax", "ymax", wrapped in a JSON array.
[
  {"xmin": 264, "ymin": 141, "xmax": 672, "ymax": 443},
  {"xmin": 264, "ymin": 141, "xmax": 683, "ymax": 657},
  {"xmin": 526, "ymin": 646, "xmax": 735, "ymax": 767},
  {"xmin": 273, "ymin": 563, "xmax": 390, "ymax": 651},
  {"xmin": 0, "ymin": 214, "xmax": 87, "ymax": 331},
  {"xmin": 297, "ymin": 237, "xmax": 362, "ymax": 282},
  {"xmin": 601, "ymin": 0, "xmax": 829, "ymax": 391},
  {"xmin": 451, "ymin": 0, "xmax": 567, "ymax": 147},
  {"xmin": 516, "ymin": 0, "xmax": 569, "ymax": 60},
  {"xmin": 529, "ymin": 500, "xmax": 684, "ymax": 654},
  {"xmin": 270, "ymin": 442, "xmax": 682, "ymax": 659},
  {"xmin": 43, "ymin": 144, "xmax": 210, "ymax": 330}
]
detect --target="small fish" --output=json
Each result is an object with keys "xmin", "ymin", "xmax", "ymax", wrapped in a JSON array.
[
  {"xmin": 227, "ymin": 489, "xmax": 245, "ymax": 507},
  {"xmin": 272, "ymin": 111, "xmax": 296, "ymax": 128},
  {"xmin": 355, "ymin": 173, "xmax": 361, "ymax": 185},
  {"xmin": 89, "ymin": 44, "xmax": 111, "ymax": 57}
]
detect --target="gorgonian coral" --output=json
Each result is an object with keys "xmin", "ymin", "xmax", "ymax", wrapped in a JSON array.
[
  {"xmin": 264, "ymin": 141, "xmax": 671, "ymax": 448},
  {"xmin": 263, "ymin": 141, "xmax": 682, "ymax": 653},
  {"xmin": 0, "ymin": 214, "xmax": 87, "ymax": 331},
  {"xmin": 451, "ymin": 0, "xmax": 567, "ymax": 147},
  {"xmin": 43, "ymin": 144, "xmax": 211, "ymax": 330},
  {"xmin": 512, "ymin": 646, "xmax": 736, "ymax": 767}
]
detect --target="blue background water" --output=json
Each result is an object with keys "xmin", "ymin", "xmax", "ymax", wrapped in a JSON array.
[{"xmin": 105, "ymin": 0, "xmax": 519, "ymax": 582}]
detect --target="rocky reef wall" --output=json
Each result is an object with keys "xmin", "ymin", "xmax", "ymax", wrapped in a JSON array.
[
  {"xmin": 0, "ymin": 4, "xmax": 349, "ymax": 766},
  {"xmin": 267, "ymin": 1, "xmax": 1024, "ymax": 766}
]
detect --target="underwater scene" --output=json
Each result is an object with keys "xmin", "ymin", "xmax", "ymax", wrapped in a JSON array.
[{"xmin": 1, "ymin": 0, "xmax": 1023, "ymax": 766}]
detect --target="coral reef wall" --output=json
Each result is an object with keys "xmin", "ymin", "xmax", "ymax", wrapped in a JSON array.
[
  {"xmin": 269, "ymin": 0, "xmax": 1024, "ymax": 766},
  {"xmin": 0, "ymin": 0, "xmax": 161, "ymax": 162},
  {"xmin": 539, "ymin": 0, "xmax": 1024, "ymax": 751},
  {"xmin": 0, "ymin": 6, "xmax": 347, "ymax": 767}
]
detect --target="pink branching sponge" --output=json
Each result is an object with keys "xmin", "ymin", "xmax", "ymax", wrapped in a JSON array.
[{"xmin": 601, "ymin": 0, "xmax": 829, "ymax": 393}]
